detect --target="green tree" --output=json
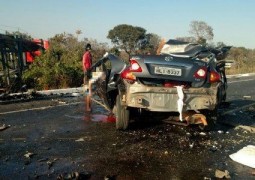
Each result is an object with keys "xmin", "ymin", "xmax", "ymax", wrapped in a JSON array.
[
  {"xmin": 23, "ymin": 33, "xmax": 84, "ymax": 89},
  {"xmin": 140, "ymin": 33, "xmax": 161, "ymax": 54},
  {"xmin": 189, "ymin": 21, "xmax": 214, "ymax": 45},
  {"xmin": 22, "ymin": 33, "xmax": 109, "ymax": 90},
  {"xmin": 107, "ymin": 24, "xmax": 147, "ymax": 59}
]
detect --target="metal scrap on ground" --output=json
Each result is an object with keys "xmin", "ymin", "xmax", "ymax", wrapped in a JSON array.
[{"xmin": 0, "ymin": 124, "xmax": 10, "ymax": 131}]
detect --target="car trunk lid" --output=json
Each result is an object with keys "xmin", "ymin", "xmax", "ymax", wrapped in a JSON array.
[{"xmin": 131, "ymin": 55, "xmax": 208, "ymax": 87}]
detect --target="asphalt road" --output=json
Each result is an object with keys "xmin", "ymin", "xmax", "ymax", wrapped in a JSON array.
[
  {"xmin": 0, "ymin": 74, "xmax": 254, "ymax": 179},
  {"xmin": 228, "ymin": 73, "xmax": 255, "ymax": 101}
]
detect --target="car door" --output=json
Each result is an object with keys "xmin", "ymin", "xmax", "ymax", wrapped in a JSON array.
[{"xmin": 93, "ymin": 53, "xmax": 127, "ymax": 110}]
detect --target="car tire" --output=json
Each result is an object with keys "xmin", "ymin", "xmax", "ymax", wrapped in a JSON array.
[
  {"xmin": 115, "ymin": 95, "xmax": 129, "ymax": 130},
  {"xmin": 199, "ymin": 108, "xmax": 218, "ymax": 131}
]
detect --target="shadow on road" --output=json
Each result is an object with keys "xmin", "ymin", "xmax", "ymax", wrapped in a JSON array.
[{"xmin": 218, "ymin": 99, "xmax": 255, "ymax": 128}]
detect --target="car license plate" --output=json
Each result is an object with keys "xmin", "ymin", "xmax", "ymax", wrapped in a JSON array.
[{"xmin": 154, "ymin": 66, "xmax": 182, "ymax": 76}]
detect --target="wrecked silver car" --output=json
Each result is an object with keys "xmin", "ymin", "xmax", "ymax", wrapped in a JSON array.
[{"xmin": 92, "ymin": 40, "xmax": 231, "ymax": 130}]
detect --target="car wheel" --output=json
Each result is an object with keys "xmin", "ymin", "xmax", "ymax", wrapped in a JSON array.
[
  {"xmin": 115, "ymin": 95, "xmax": 130, "ymax": 130},
  {"xmin": 199, "ymin": 108, "xmax": 218, "ymax": 131},
  {"xmin": 221, "ymin": 89, "xmax": 228, "ymax": 103}
]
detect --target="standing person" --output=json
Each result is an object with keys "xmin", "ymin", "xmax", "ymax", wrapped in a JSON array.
[{"xmin": 82, "ymin": 43, "xmax": 92, "ymax": 85}]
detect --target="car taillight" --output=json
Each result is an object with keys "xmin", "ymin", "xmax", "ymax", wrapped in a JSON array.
[
  {"xmin": 130, "ymin": 59, "xmax": 142, "ymax": 72},
  {"xmin": 194, "ymin": 67, "xmax": 207, "ymax": 79},
  {"xmin": 120, "ymin": 68, "xmax": 136, "ymax": 81},
  {"xmin": 210, "ymin": 71, "xmax": 221, "ymax": 83},
  {"xmin": 120, "ymin": 59, "xmax": 142, "ymax": 81}
]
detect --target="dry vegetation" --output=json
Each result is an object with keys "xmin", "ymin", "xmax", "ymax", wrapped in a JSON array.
[{"xmin": 226, "ymin": 47, "xmax": 255, "ymax": 75}]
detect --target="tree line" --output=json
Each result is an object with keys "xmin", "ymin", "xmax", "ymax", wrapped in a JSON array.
[{"xmin": 21, "ymin": 21, "xmax": 255, "ymax": 90}]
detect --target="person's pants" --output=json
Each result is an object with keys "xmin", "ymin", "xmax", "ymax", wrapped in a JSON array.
[{"xmin": 84, "ymin": 70, "xmax": 92, "ymax": 84}]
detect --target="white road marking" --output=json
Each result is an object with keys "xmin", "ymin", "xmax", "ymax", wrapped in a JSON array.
[
  {"xmin": 228, "ymin": 78, "xmax": 255, "ymax": 84},
  {"xmin": 0, "ymin": 102, "xmax": 82, "ymax": 115}
]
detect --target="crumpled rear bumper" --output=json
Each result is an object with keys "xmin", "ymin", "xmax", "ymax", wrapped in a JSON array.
[{"xmin": 122, "ymin": 82, "xmax": 218, "ymax": 112}]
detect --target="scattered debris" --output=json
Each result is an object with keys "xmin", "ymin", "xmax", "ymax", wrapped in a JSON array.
[
  {"xmin": 75, "ymin": 138, "xmax": 85, "ymax": 142},
  {"xmin": 248, "ymin": 106, "xmax": 255, "ymax": 111},
  {"xmin": 189, "ymin": 142, "xmax": 194, "ymax": 149},
  {"xmin": 47, "ymin": 161, "xmax": 54, "ymax": 169},
  {"xmin": 38, "ymin": 158, "xmax": 49, "ymax": 162},
  {"xmin": 203, "ymin": 177, "xmax": 211, "ymax": 180},
  {"xmin": 0, "ymin": 124, "xmax": 10, "ymax": 131},
  {"xmin": 210, "ymin": 145, "xmax": 218, "ymax": 152},
  {"xmin": 57, "ymin": 171, "xmax": 91, "ymax": 180},
  {"xmin": 215, "ymin": 169, "xmax": 231, "ymax": 179},
  {"xmin": 58, "ymin": 100, "xmax": 67, "ymax": 104},
  {"xmin": 235, "ymin": 125, "xmax": 255, "ymax": 133},
  {"xmin": 218, "ymin": 130, "xmax": 224, "ymax": 134},
  {"xmin": 46, "ymin": 158, "xmax": 58, "ymax": 169},
  {"xmin": 243, "ymin": 95, "xmax": 252, "ymax": 99},
  {"xmin": 229, "ymin": 145, "xmax": 255, "ymax": 168},
  {"xmin": 199, "ymin": 132, "xmax": 207, "ymax": 136},
  {"xmin": 24, "ymin": 152, "xmax": 34, "ymax": 158},
  {"xmin": 71, "ymin": 92, "xmax": 81, "ymax": 97},
  {"xmin": 104, "ymin": 175, "xmax": 117, "ymax": 180}
]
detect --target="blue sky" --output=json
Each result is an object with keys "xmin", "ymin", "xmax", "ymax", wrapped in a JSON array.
[{"xmin": 1, "ymin": 0, "xmax": 255, "ymax": 48}]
